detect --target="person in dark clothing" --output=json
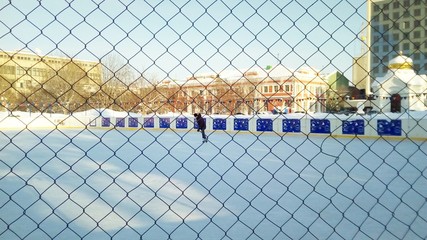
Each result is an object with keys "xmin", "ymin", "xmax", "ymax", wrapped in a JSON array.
[{"xmin": 194, "ymin": 113, "xmax": 208, "ymax": 143}]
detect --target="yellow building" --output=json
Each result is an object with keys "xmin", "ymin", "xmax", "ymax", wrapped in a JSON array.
[
  {"xmin": 0, "ymin": 50, "xmax": 101, "ymax": 92},
  {"xmin": 0, "ymin": 50, "xmax": 102, "ymax": 111}
]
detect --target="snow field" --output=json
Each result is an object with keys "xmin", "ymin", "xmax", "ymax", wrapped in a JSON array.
[{"xmin": 1, "ymin": 127, "xmax": 426, "ymax": 239}]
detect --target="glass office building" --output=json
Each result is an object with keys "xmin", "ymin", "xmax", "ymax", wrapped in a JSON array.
[{"xmin": 368, "ymin": 0, "xmax": 427, "ymax": 78}]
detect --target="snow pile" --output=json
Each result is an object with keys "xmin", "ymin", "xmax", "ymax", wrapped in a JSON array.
[{"xmin": 72, "ymin": 108, "xmax": 142, "ymax": 118}]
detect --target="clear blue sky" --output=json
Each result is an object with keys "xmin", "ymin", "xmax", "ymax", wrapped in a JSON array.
[{"xmin": 0, "ymin": 0, "xmax": 367, "ymax": 80}]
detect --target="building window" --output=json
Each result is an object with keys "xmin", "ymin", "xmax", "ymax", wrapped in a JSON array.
[
  {"xmin": 383, "ymin": 24, "xmax": 390, "ymax": 32},
  {"xmin": 373, "ymin": 15, "xmax": 380, "ymax": 22},
  {"xmin": 403, "ymin": 11, "xmax": 410, "ymax": 18},
  {"xmin": 403, "ymin": 0, "xmax": 410, "ymax": 8},
  {"xmin": 402, "ymin": 42, "xmax": 410, "ymax": 50},
  {"xmin": 374, "ymin": 34, "xmax": 381, "ymax": 42},
  {"xmin": 383, "ymin": 3, "xmax": 389, "ymax": 11},
  {"xmin": 383, "ymin": 14, "xmax": 389, "ymax": 21},
  {"xmin": 383, "ymin": 45, "xmax": 389, "ymax": 52},
  {"xmin": 392, "ymin": 33, "xmax": 400, "ymax": 40},
  {"xmin": 393, "ymin": 2, "xmax": 399, "ymax": 9},
  {"xmin": 414, "ymin": 9, "xmax": 421, "ymax": 17},
  {"xmin": 383, "ymin": 34, "xmax": 389, "ymax": 42},
  {"xmin": 373, "ymin": 68, "xmax": 379, "ymax": 75},
  {"xmin": 373, "ymin": 46, "xmax": 379, "ymax": 53},
  {"xmin": 393, "ymin": 22, "xmax": 400, "ymax": 29},
  {"xmin": 413, "ymin": 31, "xmax": 421, "ymax": 38},
  {"xmin": 17, "ymin": 67, "xmax": 24, "ymax": 75},
  {"xmin": 413, "ymin": 42, "xmax": 421, "ymax": 50},
  {"xmin": 382, "ymin": 56, "xmax": 389, "ymax": 63},
  {"xmin": 403, "ymin": 32, "xmax": 411, "ymax": 39},
  {"xmin": 263, "ymin": 86, "xmax": 268, "ymax": 93},
  {"xmin": 374, "ymin": 5, "xmax": 380, "ymax": 12},
  {"xmin": 0, "ymin": 65, "xmax": 15, "ymax": 74},
  {"xmin": 403, "ymin": 21, "xmax": 410, "ymax": 30},
  {"xmin": 373, "ymin": 57, "xmax": 380, "ymax": 64},
  {"xmin": 393, "ymin": 12, "xmax": 399, "ymax": 19},
  {"xmin": 413, "ymin": 53, "xmax": 420, "ymax": 60},
  {"xmin": 393, "ymin": 44, "xmax": 400, "ymax": 51},
  {"xmin": 414, "ymin": 20, "xmax": 421, "ymax": 28}
]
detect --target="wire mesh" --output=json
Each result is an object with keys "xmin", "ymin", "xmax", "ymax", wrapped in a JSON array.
[{"xmin": 1, "ymin": 0, "xmax": 427, "ymax": 239}]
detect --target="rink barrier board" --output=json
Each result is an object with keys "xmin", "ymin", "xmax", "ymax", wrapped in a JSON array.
[
  {"xmin": 159, "ymin": 118, "xmax": 170, "ymax": 128},
  {"xmin": 93, "ymin": 116, "xmax": 406, "ymax": 136},
  {"xmin": 81, "ymin": 116, "xmax": 427, "ymax": 138}
]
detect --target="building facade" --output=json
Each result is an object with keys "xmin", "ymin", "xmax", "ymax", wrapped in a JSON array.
[
  {"xmin": 157, "ymin": 66, "xmax": 329, "ymax": 115},
  {"xmin": 372, "ymin": 54, "xmax": 427, "ymax": 112},
  {"xmin": 0, "ymin": 50, "xmax": 102, "ymax": 111},
  {"xmin": 0, "ymin": 50, "xmax": 101, "ymax": 93},
  {"xmin": 369, "ymin": 0, "xmax": 427, "ymax": 80}
]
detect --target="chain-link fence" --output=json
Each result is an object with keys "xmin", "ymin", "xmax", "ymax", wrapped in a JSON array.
[{"xmin": 1, "ymin": 0, "xmax": 427, "ymax": 239}]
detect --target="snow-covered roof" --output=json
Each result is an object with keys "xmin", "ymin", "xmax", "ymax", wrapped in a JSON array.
[
  {"xmin": 73, "ymin": 108, "xmax": 142, "ymax": 118},
  {"xmin": 373, "ymin": 54, "xmax": 427, "ymax": 88},
  {"xmin": 166, "ymin": 65, "xmax": 324, "ymax": 87},
  {"xmin": 388, "ymin": 54, "xmax": 413, "ymax": 70}
]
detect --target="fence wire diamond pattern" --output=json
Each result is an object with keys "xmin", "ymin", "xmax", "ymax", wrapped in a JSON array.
[{"xmin": 1, "ymin": 0, "xmax": 427, "ymax": 239}]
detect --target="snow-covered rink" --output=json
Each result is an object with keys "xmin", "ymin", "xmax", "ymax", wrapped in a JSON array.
[{"xmin": 1, "ymin": 127, "xmax": 426, "ymax": 240}]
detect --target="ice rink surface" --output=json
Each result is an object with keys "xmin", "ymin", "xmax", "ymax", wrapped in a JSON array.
[{"xmin": 1, "ymin": 127, "xmax": 426, "ymax": 239}]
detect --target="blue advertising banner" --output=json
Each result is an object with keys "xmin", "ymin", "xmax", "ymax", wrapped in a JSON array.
[
  {"xmin": 213, "ymin": 118, "xmax": 227, "ymax": 130},
  {"xmin": 116, "ymin": 117, "xmax": 125, "ymax": 127},
  {"xmin": 102, "ymin": 117, "xmax": 110, "ymax": 127},
  {"xmin": 310, "ymin": 119, "xmax": 330, "ymax": 134},
  {"xmin": 128, "ymin": 117, "xmax": 139, "ymax": 128},
  {"xmin": 282, "ymin": 119, "xmax": 301, "ymax": 132},
  {"xmin": 176, "ymin": 118, "xmax": 188, "ymax": 129},
  {"xmin": 234, "ymin": 118, "xmax": 249, "ymax": 131},
  {"xmin": 257, "ymin": 119, "xmax": 273, "ymax": 132},
  {"xmin": 377, "ymin": 119, "xmax": 401, "ymax": 136},
  {"xmin": 342, "ymin": 119, "xmax": 364, "ymax": 135},
  {"xmin": 159, "ymin": 118, "xmax": 170, "ymax": 128},
  {"xmin": 144, "ymin": 117, "xmax": 154, "ymax": 128}
]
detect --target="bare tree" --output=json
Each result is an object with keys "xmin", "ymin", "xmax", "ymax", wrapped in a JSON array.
[
  {"xmin": 41, "ymin": 61, "xmax": 89, "ymax": 113},
  {"xmin": 90, "ymin": 54, "xmax": 136, "ymax": 111}
]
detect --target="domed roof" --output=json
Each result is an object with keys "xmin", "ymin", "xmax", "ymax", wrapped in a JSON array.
[{"xmin": 388, "ymin": 53, "xmax": 413, "ymax": 70}]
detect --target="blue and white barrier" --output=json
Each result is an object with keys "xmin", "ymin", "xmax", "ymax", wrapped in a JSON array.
[
  {"xmin": 2, "ymin": 110, "xmax": 425, "ymax": 139},
  {"xmin": 83, "ymin": 113, "xmax": 427, "ymax": 139}
]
